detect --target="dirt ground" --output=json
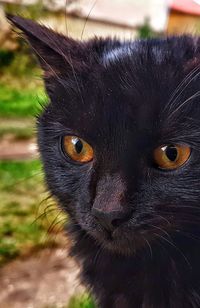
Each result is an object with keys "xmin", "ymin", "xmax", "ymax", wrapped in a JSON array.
[
  {"xmin": 0, "ymin": 247, "xmax": 84, "ymax": 308},
  {"xmin": 0, "ymin": 136, "xmax": 38, "ymax": 160},
  {"xmin": 0, "ymin": 119, "xmax": 38, "ymax": 160}
]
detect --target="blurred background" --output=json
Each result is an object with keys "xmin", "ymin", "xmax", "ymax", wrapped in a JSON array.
[{"xmin": 0, "ymin": 0, "xmax": 200, "ymax": 307}]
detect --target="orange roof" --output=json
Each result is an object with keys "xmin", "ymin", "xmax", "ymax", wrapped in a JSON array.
[{"xmin": 170, "ymin": 0, "xmax": 200, "ymax": 15}]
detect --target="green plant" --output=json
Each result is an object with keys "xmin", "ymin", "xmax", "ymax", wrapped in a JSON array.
[
  {"xmin": 0, "ymin": 38, "xmax": 40, "ymax": 77},
  {"xmin": 4, "ymin": 1, "xmax": 46, "ymax": 21},
  {"xmin": 68, "ymin": 294, "xmax": 96, "ymax": 308},
  {"xmin": 2, "ymin": 2, "xmax": 46, "ymax": 77},
  {"xmin": 0, "ymin": 50, "xmax": 14, "ymax": 67},
  {"xmin": 0, "ymin": 83, "xmax": 45, "ymax": 118},
  {"xmin": 0, "ymin": 160, "xmax": 66, "ymax": 265},
  {"xmin": 138, "ymin": 18, "xmax": 156, "ymax": 39}
]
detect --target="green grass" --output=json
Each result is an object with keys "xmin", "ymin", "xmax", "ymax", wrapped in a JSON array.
[
  {"xmin": 0, "ymin": 83, "xmax": 46, "ymax": 118},
  {"xmin": 0, "ymin": 160, "xmax": 66, "ymax": 265},
  {"xmin": 68, "ymin": 295, "xmax": 96, "ymax": 308}
]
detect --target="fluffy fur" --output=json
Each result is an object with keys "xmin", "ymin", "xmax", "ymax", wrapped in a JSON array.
[{"xmin": 8, "ymin": 15, "xmax": 200, "ymax": 307}]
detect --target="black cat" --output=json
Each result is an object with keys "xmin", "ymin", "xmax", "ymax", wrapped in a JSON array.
[{"xmin": 8, "ymin": 15, "xmax": 200, "ymax": 308}]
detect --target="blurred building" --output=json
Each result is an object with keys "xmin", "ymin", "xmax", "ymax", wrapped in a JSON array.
[
  {"xmin": 168, "ymin": 0, "xmax": 200, "ymax": 34},
  {"xmin": 1, "ymin": 0, "xmax": 200, "ymax": 45}
]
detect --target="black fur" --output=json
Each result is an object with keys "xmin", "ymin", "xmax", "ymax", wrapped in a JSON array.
[{"xmin": 7, "ymin": 15, "xmax": 200, "ymax": 307}]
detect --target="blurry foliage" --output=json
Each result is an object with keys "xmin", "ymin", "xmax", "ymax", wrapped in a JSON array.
[
  {"xmin": 4, "ymin": 1, "xmax": 46, "ymax": 21},
  {"xmin": 0, "ymin": 83, "xmax": 45, "ymax": 117},
  {"xmin": 0, "ymin": 38, "xmax": 40, "ymax": 77},
  {"xmin": 0, "ymin": 50, "xmax": 14, "ymax": 67},
  {"xmin": 1, "ymin": 2, "xmax": 46, "ymax": 78},
  {"xmin": 0, "ymin": 3, "xmax": 62, "ymax": 267},
  {"xmin": 0, "ymin": 4, "xmax": 45, "ymax": 121},
  {"xmin": 0, "ymin": 160, "xmax": 67, "ymax": 266},
  {"xmin": 138, "ymin": 18, "xmax": 156, "ymax": 39},
  {"xmin": 0, "ymin": 126, "xmax": 34, "ymax": 140},
  {"xmin": 68, "ymin": 294, "xmax": 96, "ymax": 308},
  {"xmin": 3, "ymin": 46, "xmax": 37, "ymax": 77}
]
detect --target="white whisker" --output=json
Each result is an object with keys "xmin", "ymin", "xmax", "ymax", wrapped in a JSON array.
[
  {"xmin": 164, "ymin": 64, "xmax": 200, "ymax": 113},
  {"xmin": 168, "ymin": 91, "xmax": 200, "ymax": 120}
]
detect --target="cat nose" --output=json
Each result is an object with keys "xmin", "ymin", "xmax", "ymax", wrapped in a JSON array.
[{"xmin": 92, "ymin": 208, "xmax": 131, "ymax": 232}]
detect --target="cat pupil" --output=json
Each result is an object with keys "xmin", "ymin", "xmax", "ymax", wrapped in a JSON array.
[
  {"xmin": 166, "ymin": 145, "xmax": 178, "ymax": 161},
  {"xmin": 75, "ymin": 139, "xmax": 83, "ymax": 154}
]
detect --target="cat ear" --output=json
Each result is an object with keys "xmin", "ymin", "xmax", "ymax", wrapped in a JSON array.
[{"xmin": 6, "ymin": 14, "xmax": 87, "ymax": 79}]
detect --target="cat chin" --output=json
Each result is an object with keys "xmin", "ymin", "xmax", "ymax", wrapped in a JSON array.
[{"xmin": 88, "ymin": 226, "xmax": 152, "ymax": 256}]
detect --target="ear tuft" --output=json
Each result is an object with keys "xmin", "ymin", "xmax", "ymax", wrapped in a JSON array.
[
  {"xmin": 6, "ymin": 14, "xmax": 51, "ymax": 44},
  {"xmin": 7, "ymin": 14, "xmax": 88, "ymax": 79},
  {"xmin": 6, "ymin": 13, "xmax": 29, "ymax": 31},
  {"xmin": 6, "ymin": 14, "xmax": 71, "ymax": 56}
]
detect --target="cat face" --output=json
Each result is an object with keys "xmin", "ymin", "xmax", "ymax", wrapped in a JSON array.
[{"xmin": 9, "ymin": 15, "xmax": 200, "ymax": 255}]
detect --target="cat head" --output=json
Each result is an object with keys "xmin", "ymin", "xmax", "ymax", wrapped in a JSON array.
[{"xmin": 8, "ymin": 15, "xmax": 200, "ymax": 255}]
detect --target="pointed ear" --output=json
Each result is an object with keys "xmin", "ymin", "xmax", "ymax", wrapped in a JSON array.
[{"xmin": 6, "ymin": 14, "xmax": 87, "ymax": 80}]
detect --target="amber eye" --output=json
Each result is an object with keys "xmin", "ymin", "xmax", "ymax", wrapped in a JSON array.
[
  {"xmin": 62, "ymin": 136, "xmax": 94, "ymax": 163},
  {"xmin": 153, "ymin": 144, "xmax": 191, "ymax": 170}
]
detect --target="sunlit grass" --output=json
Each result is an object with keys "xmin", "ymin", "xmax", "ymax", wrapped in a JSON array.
[
  {"xmin": 68, "ymin": 294, "xmax": 96, "ymax": 308},
  {"xmin": 0, "ymin": 82, "xmax": 46, "ymax": 118},
  {"xmin": 0, "ymin": 160, "xmax": 66, "ymax": 265}
]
